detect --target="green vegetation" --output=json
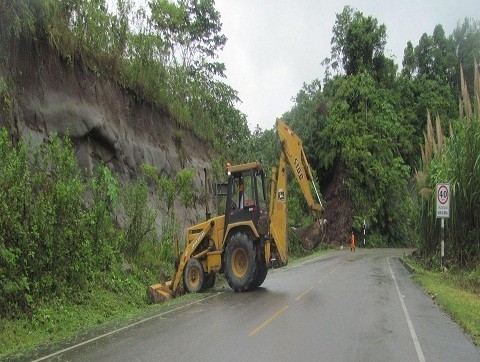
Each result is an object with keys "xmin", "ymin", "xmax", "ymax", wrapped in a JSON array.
[
  {"xmin": 3, "ymin": 0, "xmax": 476, "ymax": 251},
  {"xmin": 0, "ymin": 0, "xmax": 249, "ymax": 150},
  {"xmin": 405, "ymin": 257, "xmax": 480, "ymax": 346},
  {"xmin": 0, "ymin": 285, "xmax": 207, "ymax": 358},
  {"xmin": 0, "ymin": 248, "xmax": 327, "ymax": 359},
  {"xmin": 414, "ymin": 66, "xmax": 480, "ymax": 268},
  {"xmin": 275, "ymin": 7, "xmax": 479, "ymax": 250},
  {"xmin": 142, "ymin": 164, "xmax": 197, "ymax": 264},
  {"xmin": 1, "ymin": 286, "xmax": 143, "ymax": 357},
  {"xmin": 1, "ymin": 0, "xmax": 480, "ymax": 357},
  {"xmin": 0, "ymin": 131, "xmax": 104, "ymax": 317},
  {"xmin": 0, "ymin": 127, "xmax": 196, "ymax": 333}
]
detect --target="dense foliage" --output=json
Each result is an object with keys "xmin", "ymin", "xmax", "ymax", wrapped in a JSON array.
[
  {"xmin": 0, "ymin": 0, "xmax": 250, "ymax": 151},
  {"xmin": 278, "ymin": 7, "xmax": 480, "ymax": 250},
  {"xmin": 415, "ymin": 67, "xmax": 480, "ymax": 268},
  {"xmin": 0, "ymin": 129, "xmax": 197, "ymax": 317},
  {"xmin": 230, "ymin": 8, "xmax": 479, "ymax": 254},
  {"xmin": 1, "ymin": 0, "xmax": 479, "ymax": 328}
]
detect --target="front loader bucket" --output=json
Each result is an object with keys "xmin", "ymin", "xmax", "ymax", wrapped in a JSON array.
[
  {"xmin": 293, "ymin": 219, "xmax": 327, "ymax": 250},
  {"xmin": 147, "ymin": 281, "xmax": 174, "ymax": 304}
]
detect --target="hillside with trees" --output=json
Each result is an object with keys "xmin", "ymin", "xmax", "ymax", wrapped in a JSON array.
[
  {"xmin": 0, "ymin": 1, "xmax": 479, "ymax": 357},
  {"xmin": 0, "ymin": 0, "xmax": 250, "ymax": 150},
  {"xmin": 0, "ymin": 0, "xmax": 237, "ymax": 320},
  {"xmin": 249, "ymin": 7, "xmax": 479, "ymax": 257}
]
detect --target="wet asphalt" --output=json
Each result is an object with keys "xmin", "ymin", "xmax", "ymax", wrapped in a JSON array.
[{"xmin": 22, "ymin": 249, "xmax": 480, "ymax": 361}]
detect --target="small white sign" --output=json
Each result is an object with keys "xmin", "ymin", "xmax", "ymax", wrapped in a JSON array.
[{"xmin": 436, "ymin": 183, "xmax": 450, "ymax": 218}]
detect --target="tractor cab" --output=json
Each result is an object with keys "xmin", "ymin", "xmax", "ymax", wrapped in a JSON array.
[{"xmin": 223, "ymin": 162, "xmax": 269, "ymax": 236}]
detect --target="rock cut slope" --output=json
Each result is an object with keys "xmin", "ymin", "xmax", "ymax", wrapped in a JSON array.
[{"xmin": 0, "ymin": 35, "xmax": 213, "ymax": 186}]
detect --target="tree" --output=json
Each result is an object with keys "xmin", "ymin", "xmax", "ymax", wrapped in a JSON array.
[
  {"xmin": 401, "ymin": 20, "xmax": 480, "ymax": 100},
  {"xmin": 328, "ymin": 6, "xmax": 387, "ymax": 77},
  {"xmin": 149, "ymin": 0, "xmax": 226, "ymax": 76},
  {"xmin": 451, "ymin": 18, "xmax": 480, "ymax": 96},
  {"xmin": 402, "ymin": 41, "xmax": 416, "ymax": 79},
  {"xmin": 321, "ymin": 72, "xmax": 412, "ymax": 244},
  {"xmin": 412, "ymin": 25, "xmax": 457, "ymax": 84},
  {"xmin": 283, "ymin": 79, "xmax": 329, "ymax": 182}
]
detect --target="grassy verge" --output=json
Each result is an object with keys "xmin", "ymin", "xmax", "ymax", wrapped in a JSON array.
[
  {"xmin": 0, "ymin": 284, "xmax": 208, "ymax": 360},
  {"xmin": 1, "ymin": 286, "xmax": 144, "ymax": 358},
  {"xmin": 403, "ymin": 257, "xmax": 480, "ymax": 346},
  {"xmin": 0, "ymin": 248, "xmax": 331, "ymax": 360}
]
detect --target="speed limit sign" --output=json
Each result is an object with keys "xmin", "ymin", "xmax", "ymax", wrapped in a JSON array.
[{"xmin": 436, "ymin": 183, "xmax": 450, "ymax": 218}]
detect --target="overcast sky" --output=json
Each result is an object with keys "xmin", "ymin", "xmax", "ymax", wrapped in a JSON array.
[{"xmin": 214, "ymin": 1, "xmax": 480, "ymax": 132}]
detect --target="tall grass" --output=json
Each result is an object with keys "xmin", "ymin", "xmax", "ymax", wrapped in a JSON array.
[{"xmin": 415, "ymin": 63, "xmax": 480, "ymax": 268}]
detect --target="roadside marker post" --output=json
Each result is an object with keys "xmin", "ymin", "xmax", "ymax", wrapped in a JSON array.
[
  {"xmin": 363, "ymin": 219, "xmax": 366, "ymax": 246},
  {"xmin": 436, "ymin": 183, "xmax": 450, "ymax": 270}
]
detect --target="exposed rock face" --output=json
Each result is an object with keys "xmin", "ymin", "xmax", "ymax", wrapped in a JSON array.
[
  {"xmin": 1, "ymin": 36, "xmax": 212, "ymax": 182},
  {"xmin": 0, "ymin": 35, "xmax": 214, "ymax": 227}
]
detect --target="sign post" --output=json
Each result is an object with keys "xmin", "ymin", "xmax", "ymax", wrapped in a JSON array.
[
  {"xmin": 436, "ymin": 183, "xmax": 450, "ymax": 270},
  {"xmin": 363, "ymin": 220, "xmax": 366, "ymax": 246}
]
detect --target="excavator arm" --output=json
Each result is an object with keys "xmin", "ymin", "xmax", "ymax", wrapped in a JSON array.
[
  {"xmin": 269, "ymin": 119, "xmax": 326, "ymax": 264},
  {"xmin": 277, "ymin": 119, "xmax": 324, "ymax": 215}
]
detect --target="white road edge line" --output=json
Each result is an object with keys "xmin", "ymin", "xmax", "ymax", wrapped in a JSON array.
[
  {"xmin": 388, "ymin": 257, "xmax": 426, "ymax": 362},
  {"xmin": 31, "ymin": 292, "xmax": 223, "ymax": 362}
]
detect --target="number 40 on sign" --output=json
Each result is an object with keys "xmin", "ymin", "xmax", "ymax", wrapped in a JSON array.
[{"xmin": 436, "ymin": 183, "xmax": 450, "ymax": 218}]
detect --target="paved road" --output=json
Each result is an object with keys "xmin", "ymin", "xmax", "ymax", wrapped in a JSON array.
[{"xmin": 34, "ymin": 249, "xmax": 480, "ymax": 361}]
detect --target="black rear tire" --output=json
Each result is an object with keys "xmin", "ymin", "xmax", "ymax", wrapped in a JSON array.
[
  {"xmin": 224, "ymin": 232, "xmax": 257, "ymax": 292},
  {"xmin": 183, "ymin": 258, "xmax": 204, "ymax": 293}
]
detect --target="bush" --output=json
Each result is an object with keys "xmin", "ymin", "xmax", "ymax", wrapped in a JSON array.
[
  {"xmin": 0, "ymin": 126, "xmax": 198, "ymax": 317},
  {"xmin": 0, "ymin": 130, "xmax": 153, "ymax": 317},
  {"xmin": 87, "ymin": 165, "xmax": 121, "ymax": 271},
  {"xmin": 0, "ymin": 131, "xmax": 94, "ymax": 316},
  {"xmin": 141, "ymin": 165, "xmax": 198, "ymax": 266},
  {"xmin": 364, "ymin": 233, "xmax": 386, "ymax": 248},
  {"xmin": 122, "ymin": 179, "xmax": 156, "ymax": 256}
]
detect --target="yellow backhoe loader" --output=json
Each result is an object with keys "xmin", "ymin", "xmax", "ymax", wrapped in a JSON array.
[{"xmin": 148, "ymin": 119, "xmax": 326, "ymax": 302}]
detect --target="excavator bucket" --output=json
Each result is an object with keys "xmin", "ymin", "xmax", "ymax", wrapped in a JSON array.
[
  {"xmin": 147, "ymin": 237, "xmax": 184, "ymax": 304},
  {"xmin": 147, "ymin": 281, "xmax": 174, "ymax": 304},
  {"xmin": 293, "ymin": 219, "xmax": 327, "ymax": 250}
]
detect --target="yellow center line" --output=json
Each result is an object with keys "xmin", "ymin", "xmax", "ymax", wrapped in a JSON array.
[
  {"xmin": 249, "ymin": 305, "xmax": 290, "ymax": 336},
  {"xmin": 295, "ymin": 286, "xmax": 314, "ymax": 301},
  {"xmin": 317, "ymin": 274, "xmax": 329, "ymax": 284},
  {"xmin": 318, "ymin": 263, "xmax": 343, "ymax": 284},
  {"xmin": 249, "ymin": 261, "xmax": 347, "ymax": 337}
]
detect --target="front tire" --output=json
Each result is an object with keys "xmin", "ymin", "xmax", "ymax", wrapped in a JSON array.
[
  {"xmin": 224, "ymin": 232, "xmax": 257, "ymax": 292},
  {"xmin": 183, "ymin": 258, "xmax": 204, "ymax": 293}
]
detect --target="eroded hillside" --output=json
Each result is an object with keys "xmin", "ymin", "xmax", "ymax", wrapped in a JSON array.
[{"xmin": 2, "ymin": 35, "xmax": 212, "ymax": 176}]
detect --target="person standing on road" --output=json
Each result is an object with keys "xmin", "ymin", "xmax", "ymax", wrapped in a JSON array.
[{"xmin": 350, "ymin": 231, "xmax": 356, "ymax": 251}]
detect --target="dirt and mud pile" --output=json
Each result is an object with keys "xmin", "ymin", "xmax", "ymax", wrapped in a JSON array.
[{"xmin": 321, "ymin": 164, "xmax": 354, "ymax": 246}]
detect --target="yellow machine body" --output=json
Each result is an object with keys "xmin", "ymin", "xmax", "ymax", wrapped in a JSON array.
[{"xmin": 148, "ymin": 119, "xmax": 326, "ymax": 302}]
